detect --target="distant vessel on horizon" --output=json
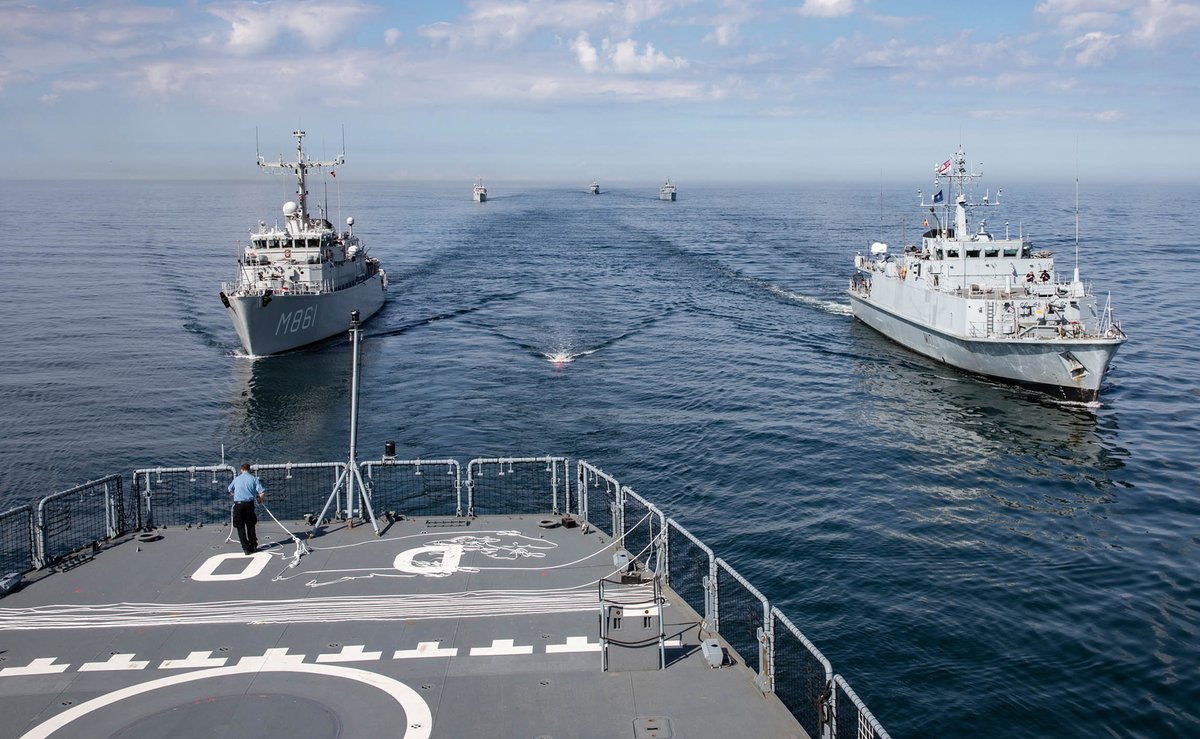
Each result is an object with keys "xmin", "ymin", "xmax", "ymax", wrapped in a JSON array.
[
  {"xmin": 219, "ymin": 130, "xmax": 386, "ymax": 356},
  {"xmin": 473, "ymin": 178, "xmax": 488, "ymax": 202},
  {"xmin": 659, "ymin": 178, "xmax": 677, "ymax": 201},
  {"xmin": 589, "ymin": 181, "xmax": 601, "ymax": 195},
  {"xmin": 848, "ymin": 146, "xmax": 1126, "ymax": 403}
]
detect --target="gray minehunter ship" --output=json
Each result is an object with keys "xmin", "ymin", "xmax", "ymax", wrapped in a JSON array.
[
  {"xmin": 473, "ymin": 178, "xmax": 488, "ymax": 202},
  {"xmin": 660, "ymin": 178, "xmax": 677, "ymax": 201},
  {"xmin": 848, "ymin": 146, "xmax": 1126, "ymax": 403},
  {"xmin": 220, "ymin": 130, "xmax": 386, "ymax": 356},
  {"xmin": 0, "ymin": 316, "xmax": 891, "ymax": 739},
  {"xmin": 589, "ymin": 181, "xmax": 601, "ymax": 195}
]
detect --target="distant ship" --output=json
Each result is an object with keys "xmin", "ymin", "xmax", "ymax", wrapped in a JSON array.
[
  {"xmin": 473, "ymin": 178, "xmax": 488, "ymax": 202},
  {"xmin": 848, "ymin": 146, "xmax": 1126, "ymax": 403},
  {"xmin": 589, "ymin": 181, "xmax": 601, "ymax": 195},
  {"xmin": 660, "ymin": 178, "xmax": 677, "ymax": 201},
  {"xmin": 220, "ymin": 130, "xmax": 387, "ymax": 356}
]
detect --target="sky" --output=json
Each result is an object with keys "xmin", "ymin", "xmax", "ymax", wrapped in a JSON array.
[{"xmin": 1, "ymin": 0, "xmax": 1198, "ymax": 182}]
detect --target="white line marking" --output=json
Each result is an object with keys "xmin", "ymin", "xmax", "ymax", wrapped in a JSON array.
[
  {"xmin": 79, "ymin": 654, "xmax": 148, "ymax": 671},
  {"xmin": 316, "ymin": 645, "xmax": 382, "ymax": 663},
  {"xmin": 191, "ymin": 551, "xmax": 271, "ymax": 581},
  {"xmin": 394, "ymin": 641, "xmax": 458, "ymax": 659},
  {"xmin": 545, "ymin": 636, "xmax": 600, "ymax": 653},
  {"xmin": 19, "ymin": 663, "xmax": 433, "ymax": 739},
  {"xmin": 160, "ymin": 651, "xmax": 228, "ymax": 669},
  {"xmin": 470, "ymin": 639, "xmax": 533, "ymax": 657},
  {"xmin": 236, "ymin": 648, "xmax": 305, "ymax": 668},
  {"xmin": 0, "ymin": 658, "xmax": 69, "ymax": 676}
]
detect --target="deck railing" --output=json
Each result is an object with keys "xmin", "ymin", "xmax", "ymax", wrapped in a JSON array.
[{"xmin": 3, "ymin": 456, "xmax": 890, "ymax": 738}]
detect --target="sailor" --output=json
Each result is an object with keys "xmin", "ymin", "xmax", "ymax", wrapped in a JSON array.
[
  {"xmin": 228, "ymin": 463, "xmax": 265, "ymax": 555},
  {"xmin": 1025, "ymin": 271, "xmax": 1035, "ymax": 283},
  {"xmin": 1039, "ymin": 270, "xmax": 1051, "ymax": 282}
]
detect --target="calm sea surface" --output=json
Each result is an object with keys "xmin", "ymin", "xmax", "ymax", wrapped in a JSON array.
[{"xmin": 1, "ymin": 178, "xmax": 1197, "ymax": 737}]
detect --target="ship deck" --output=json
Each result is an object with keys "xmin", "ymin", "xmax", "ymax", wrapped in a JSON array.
[{"xmin": 0, "ymin": 514, "xmax": 807, "ymax": 738}]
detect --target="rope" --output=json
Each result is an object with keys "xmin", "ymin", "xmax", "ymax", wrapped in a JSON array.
[{"xmin": 259, "ymin": 500, "xmax": 311, "ymax": 568}]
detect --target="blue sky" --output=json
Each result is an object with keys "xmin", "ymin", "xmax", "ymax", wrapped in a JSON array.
[{"xmin": 2, "ymin": 0, "xmax": 1197, "ymax": 182}]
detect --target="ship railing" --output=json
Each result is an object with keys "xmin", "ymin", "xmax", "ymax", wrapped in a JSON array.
[
  {"xmin": 362, "ymin": 459, "xmax": 462, "ymax": 518},
  {"xmin": 834, "ymin": 674, "xmax": 891, "ymax": 739},
  {"xmin": 7, "ymin": 458, "xmax": 891, "ymax": 738},
  {"xmin": 35, "ymin": 474, "xmax": 133, "ymax": 569},
  {"xmin": 577, "ymin": 461, "xmax": 623, "ymax": 537},
  {"xmin": 465, "ymin": 456, "xmax": 572, "ymax": 517},
  {"xmin": 0, "ymin": 505, "xmax": 36, "ymax": 577}
]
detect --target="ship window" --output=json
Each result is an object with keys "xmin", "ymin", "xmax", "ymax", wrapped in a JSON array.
[
  {"xmin": 1002, "ymin": 247, "xmax": 1018, "ymax": 257},
  {"xmin": 946, "ymin": 249, "xmax": 959, "ymax": 258},
  {"xmin": 966, "ymin": 249, "xmax": 980, "ymax": 257},
  {"xmin": 984, "ymin": 247, "xmax": 999, "ymax": 257}
]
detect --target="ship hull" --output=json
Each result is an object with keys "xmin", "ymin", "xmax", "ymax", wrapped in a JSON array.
[
  {"xmin": 660, "ymin": 192, "xmax": 676, "ymax": 201},
  {"xmin": 226, "ymin": 275, "xmax": 386, "ymax": 356},
  {"xmin": 848, "ymin": 291, "xmax": 1121, "ymax": 402},
  {"xmin": 474, "ymin": 193, "xmax": 487, "ymax": 202}
]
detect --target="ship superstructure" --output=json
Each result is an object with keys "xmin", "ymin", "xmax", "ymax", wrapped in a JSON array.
[
  {"xmin": 473, "ymin": 178, "xmax": 488, "ymax": 202},
  {"xmin": 848, "ymin": 146, "xmax": 1126, "ymax": 402},
  {"xmin": 220, "ymin": 130, "xmax": 386, "ymax": 356}
]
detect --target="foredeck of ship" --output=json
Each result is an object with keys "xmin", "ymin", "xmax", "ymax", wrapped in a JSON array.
[{"xmin": 0, "ymin": 514, "xmax": 807, "ymax": 739}]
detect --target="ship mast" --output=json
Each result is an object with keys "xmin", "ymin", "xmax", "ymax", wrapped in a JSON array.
[{"xmin": 257, "ymin": 130, "xmax": 344, "ymax": 223}]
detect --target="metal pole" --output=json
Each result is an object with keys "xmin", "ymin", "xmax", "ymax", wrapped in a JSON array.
[{"xmin": 347, "ymin": 310, "xmax": 361, "ymax": 521}]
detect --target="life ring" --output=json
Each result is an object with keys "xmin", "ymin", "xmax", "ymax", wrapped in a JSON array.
[{"xmin": 284, "ymin": 248, "xmax": 292, "ymax": 259}]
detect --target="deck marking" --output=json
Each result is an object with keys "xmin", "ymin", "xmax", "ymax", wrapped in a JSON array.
[
  {"xmin": 79, "ymin": 653, "xmax": 148, "ymax": 671},
  {"xmin": 19, "ymin": 663, "xmax": 433, "ymax": 739},
  {"xmin": 470, "ymin": 639, "xmax": 533, "ymax": 657},
  {"xmin": 316, "ymin": 645, "xmax": 382, "ymax": 663},
  {"xmin": 237, "ymin": 648, "xmax": 305, "ymax": 668},
  {"xmin": 393, "ymin": 544, "xmax": 464, "ymax": 577},
  {"xmin": 0, "ymin": 658, "xmax": 69, "ymax": 676},
  {"xmin": 191, "ymin": 551, "xmax": 271, "ymax": 581},
  {"xmin": 159, "ymin": 651, "xmax": 228, "ymax": 669},
  {"xmin": 394, "ymin": 641, "xmax": 458, "ymax": 659},
  {"xmin": 545, "ymin": 636, "xmax": 601, "ymax": 653}
]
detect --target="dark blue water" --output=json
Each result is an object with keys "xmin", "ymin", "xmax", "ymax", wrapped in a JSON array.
[{"xmin": 1, "ymin": 178, "xmax": 1197, "ymax": 738}]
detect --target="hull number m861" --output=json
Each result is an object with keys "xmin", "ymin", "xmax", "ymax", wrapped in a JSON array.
[{"xmin": 276, "ymin": 305, "xmax": 317, "ymax": 336}]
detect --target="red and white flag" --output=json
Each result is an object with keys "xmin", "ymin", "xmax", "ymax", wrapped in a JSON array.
[{"xmin": 936, "ymin": 158, "xmax": 951, "ymax": 175}]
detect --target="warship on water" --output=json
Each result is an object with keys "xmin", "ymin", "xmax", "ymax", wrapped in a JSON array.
[
  {"xmin": 0, "ymin": 313, "xmax": 891, "ymax": 739},
  {"xmin": 660, "ymin": 179, "xmax": 677, "ymax": 201},
  {"xmin": 473, "ymin": 178, "xmax": 488, "ymax": 202},
  {"xmin": 848, "ymin": 146, "xmax": 1126, "ymax": 403},
  {"xmin": 219, "ymin": 130, "xmax": 387, "ymax": 356},
  {"xmin": 589, "ymin": 181, "xmax": 601, "ymax": 195}
]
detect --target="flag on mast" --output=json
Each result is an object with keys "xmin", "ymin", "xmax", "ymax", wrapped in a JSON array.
[{"xmin": 936, "ymin": 158, "xmax": 951, "ymax": 175}]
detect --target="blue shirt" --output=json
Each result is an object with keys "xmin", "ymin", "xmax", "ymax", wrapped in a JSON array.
[{"xmin": 229, "ymin": 472, "xmax": 264, "ymax": 502}]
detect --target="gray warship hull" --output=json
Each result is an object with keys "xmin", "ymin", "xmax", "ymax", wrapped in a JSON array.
[
  {"xmin": 226, "ymin": 274, "xmax": 386, "ymax": 356},
  {"xmin": 849, "ymin": 291, "xmax": 1121, "ymax": 402}
]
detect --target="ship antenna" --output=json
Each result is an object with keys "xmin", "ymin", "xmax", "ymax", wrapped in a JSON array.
[{"xmin": 1074, "ymin": 141, "xmax": 1081, "ymax": 283}]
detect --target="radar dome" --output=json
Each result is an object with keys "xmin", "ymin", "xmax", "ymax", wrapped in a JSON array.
[
  {"xmin": 346, "ymin": 216, "xmax": 354, "ymax": 226},
  {"xmin": 283, "ymin": 201, "xmax": 299, "ymax": 216}
]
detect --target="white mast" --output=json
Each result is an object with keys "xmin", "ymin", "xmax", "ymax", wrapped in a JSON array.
[{"xmin": 257, "ymin": 130, "xmax": 344, "ymax": 223}]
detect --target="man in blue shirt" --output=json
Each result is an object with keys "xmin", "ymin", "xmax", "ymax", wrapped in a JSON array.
[{"xmin": 228, "ymin": 463, "xmax": 265, "ymax": 555}]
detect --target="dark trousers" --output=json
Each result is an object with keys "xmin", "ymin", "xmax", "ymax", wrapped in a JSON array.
[{"xmin": 232, "ymin": 501, "xmax": 258, "ymax": 554}]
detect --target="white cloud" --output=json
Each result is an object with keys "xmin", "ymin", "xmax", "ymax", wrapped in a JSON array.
[
  {"xmin": 798, "ymin": 0, "xmax": 855, "ymax": 18},
  {"xmin": 208, "ymin": 0, "xmax": 375, "ymax": 55},
  {"xmin": 384, "ymin": 28, "xmax": 402, "ymax": 46},
  {"xmin": 1092, "ymin": 109, "xmax": 1123, "ymax": 121},
  {"xmin": 1065, "ymin": 30, "xmax": 1119, "ymax": 65},
  {"xmin": 1131, "ymin": 0, "xmax": 1200, "ymax": 45},
  {"xmin": 707, "ymin": 21, "xmax": 741, "ymax": 47},
  {"xmin": 572, "ymin": 31, "xmax": 600, "ymax": 72},
  {"xmin": 418, "ymin": 0, "xmax": 683, "ymax": 49},
  {"xmin": 608, "ymin": 38, "xmax": 687, "ymax": 73}
]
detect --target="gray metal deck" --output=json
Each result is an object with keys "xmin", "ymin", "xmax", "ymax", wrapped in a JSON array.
[{"xmin": 0, "ymin": 515, "xmax": 806, "ymax": 738}]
